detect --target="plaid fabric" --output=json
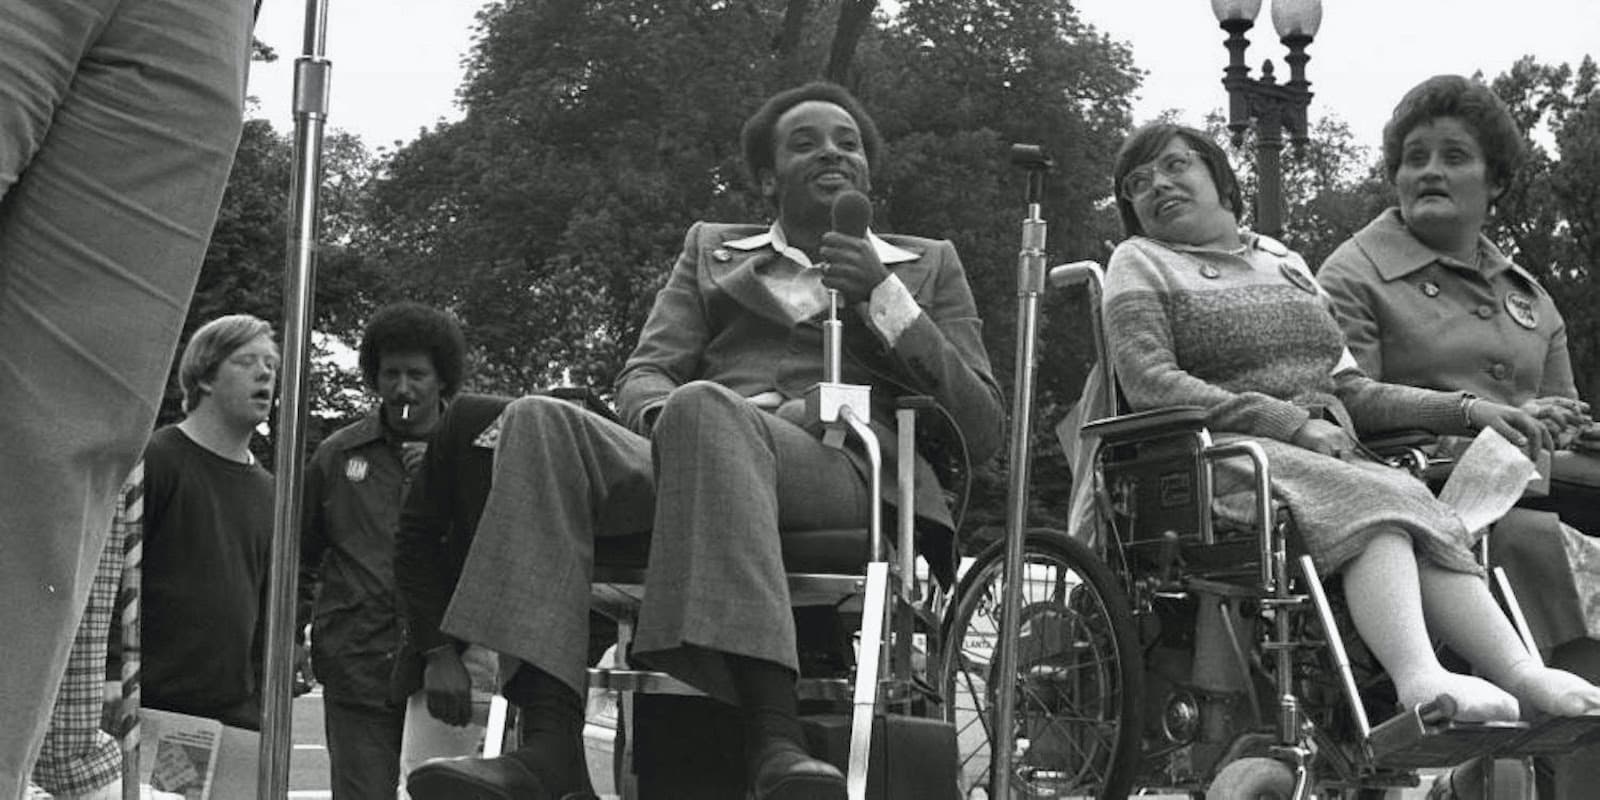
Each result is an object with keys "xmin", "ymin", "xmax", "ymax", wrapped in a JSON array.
[{"xmin": 29, "ymin": 470, "xmax": 134, "ymax": 795}]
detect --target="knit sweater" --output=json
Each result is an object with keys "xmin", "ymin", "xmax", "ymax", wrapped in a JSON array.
[{"xmin": 1105, "ymin": 234, "xmax": 1470, "ymax": 443}]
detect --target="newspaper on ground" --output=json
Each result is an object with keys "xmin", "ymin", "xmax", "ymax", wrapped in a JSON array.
[{"xmin": 138, "ymin": 709, "xmax": 258, "ymax": 800}]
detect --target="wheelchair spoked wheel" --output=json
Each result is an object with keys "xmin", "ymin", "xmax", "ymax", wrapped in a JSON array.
[{"xmin": 937, "ymin": 529, "xmax": 1143, "ymax": 799}]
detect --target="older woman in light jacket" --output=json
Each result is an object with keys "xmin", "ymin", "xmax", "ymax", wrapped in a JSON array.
[{"xmin": 1320, "ymin": 74, "xmax": 1600, "ymax": 799}]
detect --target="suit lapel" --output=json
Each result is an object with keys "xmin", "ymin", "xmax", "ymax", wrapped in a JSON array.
[
  {"xmin": 886, "ymin": 245, "xmax": 932, "ymax": 299},
  {"xmin": 705, "ymin": 236, "xmax": 798, "ymax": 327}
]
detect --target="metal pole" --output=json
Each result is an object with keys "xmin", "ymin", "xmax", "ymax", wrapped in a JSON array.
[
  {"xmin": 992, "ymin": 145, "xmax": 1051, "ymax": 798},
  {"xmin": 259, "ymin": 0, "xmax": 331, "ymax": 795},
  {"xmin": 1254, "ymin": 106, "xmax": 1286, "ymax": 240}
]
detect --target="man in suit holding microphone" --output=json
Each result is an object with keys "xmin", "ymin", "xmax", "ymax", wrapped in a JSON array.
[{"xmin": 409, "ymin": 81, "xmax": 1004, "ymax": 800}]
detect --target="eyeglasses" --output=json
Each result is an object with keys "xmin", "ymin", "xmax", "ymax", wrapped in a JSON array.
[{"xmin": 1121, "ymin": 149, "xmax": 1201, "ymax": 200}]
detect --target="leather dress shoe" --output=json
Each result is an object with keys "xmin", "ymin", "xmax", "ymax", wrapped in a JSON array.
[
  {"xmin": 748, "ymin": 740, "xmax": 846, "ymax": 800},
  {"xmin": 407, "ymin": 754, "xmax": 583, "ymax": 800}
]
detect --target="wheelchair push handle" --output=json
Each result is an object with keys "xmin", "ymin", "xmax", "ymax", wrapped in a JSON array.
[{"xmin": 1048, "ymin": 260, "xmax": 1104, "ymax": 290}]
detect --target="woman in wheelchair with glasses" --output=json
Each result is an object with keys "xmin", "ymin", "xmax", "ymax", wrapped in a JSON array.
[
  {"xmin": 1100, "ymin": 121, "xmax": 1600, "ymax": 727},
  {"xmin": 1318, "ymin": 74, "xmax": 1600, "ymax": 797}
]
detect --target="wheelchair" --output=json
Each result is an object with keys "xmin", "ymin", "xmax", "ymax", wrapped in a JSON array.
[
  {"xmin": 479, "ymin": 357, "xmax": 991, "ymax": 798},
  {"xmin": 933, "ymin": 260, "xmax": 1600, "ymax": 799}
]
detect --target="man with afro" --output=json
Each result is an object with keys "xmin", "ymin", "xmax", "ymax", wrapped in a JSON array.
[{"xmin": 298, "ymin": 302, "xmax": 469, "ymax": 799}]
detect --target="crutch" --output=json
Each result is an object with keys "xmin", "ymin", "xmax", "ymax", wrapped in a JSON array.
[
  {"xmin": 990, "ymin": 143, "xmax": 1052, "ymax": 798},
  {"xmin": 258, "ymin": 0, "xmax": 333, "ymax": 795}
]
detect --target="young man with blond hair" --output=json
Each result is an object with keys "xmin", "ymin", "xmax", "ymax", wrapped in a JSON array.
[{"xmin": 130, "ymin": 314, "xmax": 279, "ymax": 728}]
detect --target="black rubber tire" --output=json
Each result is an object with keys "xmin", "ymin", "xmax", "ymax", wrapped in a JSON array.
[
  {"xmin": 1205, "ymin": 757, "xmax": 1296, "ymax": 800},
  {"xmin": 937, "ymin": 529, "xmax": 1143, "ymax": 798}
]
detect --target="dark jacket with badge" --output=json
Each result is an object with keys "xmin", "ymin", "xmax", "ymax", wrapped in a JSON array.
[
  {"xmin": 1318, "ymin": 208, "xmax": 1576, "ymax": 406},
  {"xmin": 390, "ymin": 393, "xmax": 509, "ymax": 701},
  {"xmin": 298, "ymin": 412, "xmax": 415, "ymax": 711}
]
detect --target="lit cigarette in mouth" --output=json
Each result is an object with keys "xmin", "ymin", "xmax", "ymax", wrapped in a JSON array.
[{"xmin": 400, "ymin": 403, "xmax": 411, "ymax": 421}]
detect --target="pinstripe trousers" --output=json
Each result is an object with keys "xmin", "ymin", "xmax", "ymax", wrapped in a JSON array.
[{"xmin": 443, "ymin": 382, "xmax": 872, "ymax": 704}]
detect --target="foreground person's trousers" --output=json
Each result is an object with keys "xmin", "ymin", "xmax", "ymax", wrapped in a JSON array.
[{"xmin": 0, "ymin": 0, "xmax": 251, "ymax": 792}]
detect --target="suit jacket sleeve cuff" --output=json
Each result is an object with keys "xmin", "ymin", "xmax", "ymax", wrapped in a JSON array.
[{"xmin": 864, "ymin": 274, "xmax": 921, "ymax": 346}]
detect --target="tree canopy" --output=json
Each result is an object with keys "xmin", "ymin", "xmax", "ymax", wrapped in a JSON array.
[{"xmin": 1485, "ymin": 56, "xmax": 1600, "ymax": 400}]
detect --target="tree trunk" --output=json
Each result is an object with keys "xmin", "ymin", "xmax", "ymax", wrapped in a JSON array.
[
  {"xmin": 774, "ymin": 0, "xmax": 811, "ymax": 84},
  {"xmin": 825, "ymin": 0, "xmax": 876, "ymax": 85}
]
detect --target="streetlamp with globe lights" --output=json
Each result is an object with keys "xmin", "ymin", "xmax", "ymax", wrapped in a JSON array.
[{"xmin": 1212, "ymin": 0, "xmax": 1322, "ymax": 238}]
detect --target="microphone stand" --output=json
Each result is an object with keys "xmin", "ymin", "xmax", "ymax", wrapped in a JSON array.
[
  {"xmin": 825, "ymin": 290, "xmax": 842, "ymax": 383},
  {"xmin": 258, "ymin": 0, "xmax": 331, "ymax": 795},
  {"xmin": 991, "ymin": 143, "xmax": 1052, "ymax": 799},
  {"xmin": 805, "ymin": 282, "xmax": 884, "ymax": 800},
  {"xmin": 820, "ymin": 290, "xmax": 845, "ymax": 447}
]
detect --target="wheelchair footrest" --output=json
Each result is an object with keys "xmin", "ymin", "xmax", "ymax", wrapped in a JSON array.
[
  {"xmin": 1496, "ymin": 713, "xmax": 1600, "ymax": 757},
  {"xmin": 1368, "ymin": 702, "xmax": 1529, "ymax": 769},
  {"xmin": 586, "ymin": 667, "xmax": 704, "ymax": 696}
]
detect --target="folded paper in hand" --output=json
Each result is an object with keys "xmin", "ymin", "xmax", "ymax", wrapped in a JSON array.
[{"xmin": 1436, "ymin": 427, "xmax": 1538, "ymax": 543}]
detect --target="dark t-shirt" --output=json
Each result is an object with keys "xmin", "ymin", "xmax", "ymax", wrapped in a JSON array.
[{"xmin": 141, "ymin": 425, "xmax": 275, "ymax": 729}]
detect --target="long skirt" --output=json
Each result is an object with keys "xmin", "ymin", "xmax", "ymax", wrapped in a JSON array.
[{"xmin": 1210, "ymin": 434, "xmax": 1482, "ymax": 577}]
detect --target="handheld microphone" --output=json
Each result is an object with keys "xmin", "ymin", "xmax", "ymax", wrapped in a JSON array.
[
  {"xmin": 830, "ymin": 189, "xmax": 872, "ymax": 238},
  {"xmin": 824, "ymin": 191, "xmax": 871, "ymax": 382}
]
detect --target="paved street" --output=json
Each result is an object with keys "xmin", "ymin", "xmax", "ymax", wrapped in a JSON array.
[
  {"xmin": 287, "ymin": 691, "xmax": 329, "ymax": 799},
  {"xmin": 287, "ymin": 688, "xmax": 621, "ymax": 799},
  {"xmin": 104, "ymin": 688, "xmax": 1441, "ymax": 799}
]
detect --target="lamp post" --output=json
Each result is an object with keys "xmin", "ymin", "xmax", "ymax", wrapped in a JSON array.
[{"xmin": 1212, "ymin": 0, "xmax": 1321, "ymax": 239}]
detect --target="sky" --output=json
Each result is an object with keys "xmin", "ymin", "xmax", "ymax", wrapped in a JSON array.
[{"xmin": 248, "ymin": 0, "xmax": 1600, "ymax": 156}]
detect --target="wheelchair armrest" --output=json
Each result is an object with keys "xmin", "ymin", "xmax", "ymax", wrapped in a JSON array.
[
  {"xmin": 1080, "ymin": 405, "xmax": 1208, "ymax": 446},
  {"xmin": 891, "ymin": 393, "xmax": 967, "ymax": 587},
  {"xmin": 1361, "ymin": 428, "xmax": 1437, "ymax": 456},
  {"xmin": 1358, "ymin": 428, "xmax": 1458, "ymax": 486},
  {"xmin": 548, "ymin": 386, "xmax": 622, "ymax": 424},
  {"xmin": 896, "ymin": 394, "xmax": 936, "ymax": 411}
]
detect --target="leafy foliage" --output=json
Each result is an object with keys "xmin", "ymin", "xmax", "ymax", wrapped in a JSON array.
[
  {"xmin": 171, "ymin": 117, "xmax": 380, "ymax": 464},
  {"xmin": 1484, "ymin": 56, "xmax": 1600, "ymax": 400}
]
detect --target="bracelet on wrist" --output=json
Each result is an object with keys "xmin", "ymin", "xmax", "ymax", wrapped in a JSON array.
[{"xmin": 1459, "ymin": 392, "xmax": 1480, "ymax": 430}]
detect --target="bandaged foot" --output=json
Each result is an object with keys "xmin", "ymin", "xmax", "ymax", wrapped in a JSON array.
[
  {"xmin": 1395, "ymin": 669, "xmax": 1520, "ymax": 722},
  {"xmin": 1502, "ymin": 661, "xmax": 1600, "ymax": 718}
]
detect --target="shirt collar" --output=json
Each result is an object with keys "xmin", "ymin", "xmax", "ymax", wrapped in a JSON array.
[
  {"xmin": 333, "ymin": 413, "xmax": 387, "ymax": 450},
  {"xmin": 723, "ymin": 222, "xmax": 919, "ymax": 265},
  {"xmin": 1135, "ymin": 229, "xmax": 1288, "ymax": 259},
  {"xmin": 1355, "ymin": 207, "xmax": 1530, "ymax": 285}
]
